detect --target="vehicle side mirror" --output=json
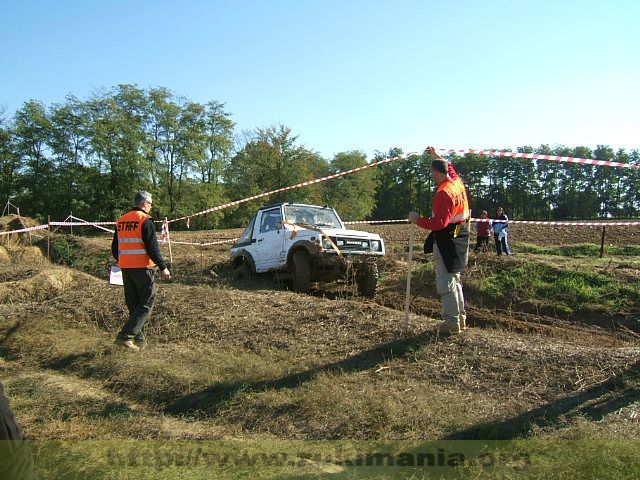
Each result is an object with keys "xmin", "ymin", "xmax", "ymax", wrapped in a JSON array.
[{"xmin": 276, "ymin": 221, "xmax": 282, "ymax": 230}]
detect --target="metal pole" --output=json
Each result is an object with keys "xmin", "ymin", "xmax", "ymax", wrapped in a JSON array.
[
  {"xmin": 70, "ymin": 211, "xmax": 73, "ymax": 236},
  {"xmin": 600, "ymin": 226, "xmax": 606, "ymax": 258},
  {"xmin": 404, "ymin": 223, "xmax": 414, "ymax": 330}
]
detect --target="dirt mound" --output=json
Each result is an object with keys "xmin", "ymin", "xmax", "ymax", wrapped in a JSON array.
[
  {"xmin": 0, "ymin": 245, "xmax": 45, "ymax": 265},
  {"xmin": 18, "ymin": 246, "xmax": 45, "ymax": 264},
  {"xmin": 0, "ymin": 246, "xmax": 10, "ymax": 264},
  {"xmin": 0, "ymin": 214, "xmax": 42, "ymax": 246},
  {"xmin": 0, "ymin": 266, "xmax": 102, "ymax": 303}
]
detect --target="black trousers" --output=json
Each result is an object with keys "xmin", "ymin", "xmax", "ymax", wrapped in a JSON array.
[
  {"xmin": 474, "ymin": 235, "xmax": 490, "ymax": 252},
  {"xmin": 117, "ymin": 268, "xmax": 157, "ymax": 343},
  {"xmin": 0, "ymin": 383, "xmax": 34, "ymax": 479}
]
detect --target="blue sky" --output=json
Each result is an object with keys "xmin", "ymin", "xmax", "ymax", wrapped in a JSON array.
[{"xmin": 1, "ymin": 0, "xmax": 639, "ymax": 159}]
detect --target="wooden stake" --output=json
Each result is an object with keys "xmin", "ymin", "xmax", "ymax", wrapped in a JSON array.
[
  {"xmin": 165, "ymin": 217, "xmax": 174, "ymax": 269},
  {"xmin": 47, "ymin": 214, "xmax": 51, "ymax": 261},
  {"xmin": 600, "ymin": 226, "xmax": 606, "ymax": 258},
  {"xmin": 404, "ymin": 224, "xmax": 414, "ymax": 330}
]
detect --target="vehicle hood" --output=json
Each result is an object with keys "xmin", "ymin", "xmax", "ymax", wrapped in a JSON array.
[{"xmin": 294, "ymin": 226, "xmax": 381, "ymax": 240}]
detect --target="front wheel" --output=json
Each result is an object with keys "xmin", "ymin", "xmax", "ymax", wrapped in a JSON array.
[
  {"xmin": 356, "ymin": 263, "xmax": 378, "ymax": 298},
  {"xmin": 234, "ymin": 258, "xmax": 253, "ymax": 282},
  {"xmin": 292, "ymin": 250, "xmax": 311, "ymax": 293}
]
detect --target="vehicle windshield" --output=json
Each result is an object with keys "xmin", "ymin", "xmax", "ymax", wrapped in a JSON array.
[
  {"xmin": 284, "ymin": 205, "xmax": 342, "ymax": 229},
  {"xmin": 236, "ymin": 214, "xmax": 256, "ymax": 245}
]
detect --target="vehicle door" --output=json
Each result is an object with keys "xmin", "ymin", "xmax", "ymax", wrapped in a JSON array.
[{"xmin": 253, "ymin": 207, "xmax": 286, "ymax": 272}]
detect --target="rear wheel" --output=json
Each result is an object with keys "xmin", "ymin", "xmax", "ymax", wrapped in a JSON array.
[
  {"xmin": 356, "ymin": 262, "xmax": 378, "ymax": 298},
  {"xmin": 292, "ymin": 250, "xmax": 311, "ymax": 293}
]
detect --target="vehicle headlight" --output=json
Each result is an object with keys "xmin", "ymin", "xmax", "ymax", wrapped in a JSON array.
[
  {"xmin": 322, "ymin": 238, "xmax": 333, "ymax": 249},
  {"xmin": 371, "ymin": 240, "xmax": 381, "ymax": 252}
]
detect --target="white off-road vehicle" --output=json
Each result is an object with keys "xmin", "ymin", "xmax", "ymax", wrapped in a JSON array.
[{"xmin": 230, "ymin": 203, "xmax": 385, "ymax": 297}]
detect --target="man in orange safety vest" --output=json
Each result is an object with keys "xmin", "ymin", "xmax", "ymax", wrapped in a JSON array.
[
  {"xmin": 111, "ymin": 191, "xmax": 171, "ymax": 351},
  {"xmin": 409, "ymin": 147, "xmax": 471, "ymax": 335}
]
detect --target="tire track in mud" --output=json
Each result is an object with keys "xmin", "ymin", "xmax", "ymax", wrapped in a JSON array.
[{"xmin": 374, "ymin": 291, "xmax": 636, "ymax": 348}]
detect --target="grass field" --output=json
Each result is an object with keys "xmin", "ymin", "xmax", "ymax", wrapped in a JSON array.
[{"xmin": 1, "ymin": 217, "xmax": 639, "ymax": 478}]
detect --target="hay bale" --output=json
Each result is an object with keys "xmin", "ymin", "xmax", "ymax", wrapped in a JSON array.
[
  {"xmin": 0, "ymin": 214, "xmax": 41, "ymax": 246},
  {"xmin": 19, "ymin": 246, "xmax": 45, "ymax": 264},
  {"xmin": 0, "ymin": 267, "xmax": 101, "ymax": 303}
]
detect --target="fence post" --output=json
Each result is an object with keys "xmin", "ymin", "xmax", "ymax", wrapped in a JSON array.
[
  {"xmin": 599, "ymin": 226, "xmax": 606, "ymax": 258},
  {"xmin": 47, "ymin": 214, "xmax": 51, "ymax": 261},
  {"xmin": 404, "ymin": 224, "xmax": 414, "ymax": 330}
]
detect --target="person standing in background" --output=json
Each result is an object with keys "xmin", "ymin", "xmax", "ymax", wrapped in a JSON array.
[
  {"xmin": 474, "ymin": 210, "xmax": 491, "ymax": 253},
  {"xmin": 493, "ymin": 206, "xmax": 513, "ymax": 255}
]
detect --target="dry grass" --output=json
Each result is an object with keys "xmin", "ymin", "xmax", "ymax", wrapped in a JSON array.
[{"xmin": 1, "ymin": 219, "xmax": 640, "ymax": 477}]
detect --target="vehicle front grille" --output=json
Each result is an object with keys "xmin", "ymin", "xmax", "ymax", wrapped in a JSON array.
[{"xmin": 329, "ymin": 236, "xmax": 370, "ymax": 251}]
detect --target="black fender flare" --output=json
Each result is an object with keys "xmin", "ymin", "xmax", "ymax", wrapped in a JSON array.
[
  {"xmin": 233, "ymin": 250, "xmax": 256, "ymax": 273},
  {"xmin": 287, "ymin": 240, "xmax": 319, "ymax": 266}
]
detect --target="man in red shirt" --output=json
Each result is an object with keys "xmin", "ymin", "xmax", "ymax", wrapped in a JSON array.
[{"xmin": 409, "ymin": 147, "xmax": 471, "ymax": 334}]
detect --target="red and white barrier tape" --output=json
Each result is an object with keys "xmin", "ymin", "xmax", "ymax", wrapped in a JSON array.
[
  {"xmin": 49, "ymin": 221, "xmax": 116, "ymax": 226},
  {"xmin": 346, "ymin": 218, "xmax": 640, "ymax": 226},
  {"xmin": 472, "ymin": 219, "xmax": 640, "ymax": 226},
  {"xmin": 345, "ymin": 219, "xmax": 409, "ymax": 225},
  {"xmin": 69, "ymin": 215, "xmax": 115, "ymax": 233},
  {"xmin": 0, "ymin": 224, "xmax": 49, "ymax": 236},
  {"xmin": 437, "ymin": 149, "xmax": 639, "ymax": 170},
  {"xmin": 166, "ymin": 152, "xmax": 418, "ymax": 224},
  {"xmin": 166, "ymin": 238, "xmax": 239, "ymax": 247},
  {"xmin": 166, "ymin": 147, "xmax": 638, "ymax": 225}
]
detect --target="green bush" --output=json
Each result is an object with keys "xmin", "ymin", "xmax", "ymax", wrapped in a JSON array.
[{"xmin": 51, "ymin": 238, "xmax": 77, "ymax": 266}]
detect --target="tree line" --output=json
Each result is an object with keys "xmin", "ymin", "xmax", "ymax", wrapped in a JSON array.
[{"xmin": 1, "ymin": 84, "xmax": 638, "ymax": 229}]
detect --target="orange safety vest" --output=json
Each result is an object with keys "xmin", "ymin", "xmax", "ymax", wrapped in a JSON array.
[
  {"xmin": 116, "ymin": 210, "xmax": 155, "ymax": 269},
  {"xmin": 436, "ymin": 177, "xmax": 470, "ymax": 224}
]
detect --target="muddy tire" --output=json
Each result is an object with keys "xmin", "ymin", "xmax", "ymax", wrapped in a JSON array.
[
  {"xmin": 356, "ymin": 263, "xmax": 378, "ymax": 298},
  {"xmin": 234, "ymin": 257, "xmax": 253, "ymax": 282},
  {"xmin": 292, "ymin": 250, "xmax": 310, "ymax": 293}
]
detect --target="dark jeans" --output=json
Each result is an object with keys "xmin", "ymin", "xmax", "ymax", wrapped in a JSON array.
[
  {"xmin": 494, "ymin": 233, "xmax": 512, "ymax": 255},
  {"xmin": 117, "ymin": 268, "xmax": 157, "ymax": 343},
  {"xmin": 474, "ymin": 235, "xmax": 490, "ymax": 252}
]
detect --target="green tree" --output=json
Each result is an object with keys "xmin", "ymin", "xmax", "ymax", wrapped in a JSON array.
[
  {"xmin": 324, "ymin": 151, "xmax": 378, "ymax": 221},
  {"xmin": 13, "ymin": 100, "xmax": 54, "ymax": 219},
  {"xmin": 87, "ymin": 84, "xmax": 150, "ymax": 219},
  {"xmin": 48, "ymin": 96, "xmax": 94, "ymax": 217},
  {"xmin": 199, "ymin": 100, "xmax": 234, "ymax": 185},
  {"xmin": 224, "ymin": 125, "xmax": 328, "ymax": 226},
  {"xmin": 0, "ymin": 109, "xmax": 20, "ymax": 205},
  {"xmin": 593, "ymin": 145, "xmax": 617, "ymax": 218},
  {"xmin": 621, "ymin": 149, "xmax": 640, "ymax": 217},
  {"xmin": 371, "ymin": 148, "xmax": 407, "ymax": 220}
]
